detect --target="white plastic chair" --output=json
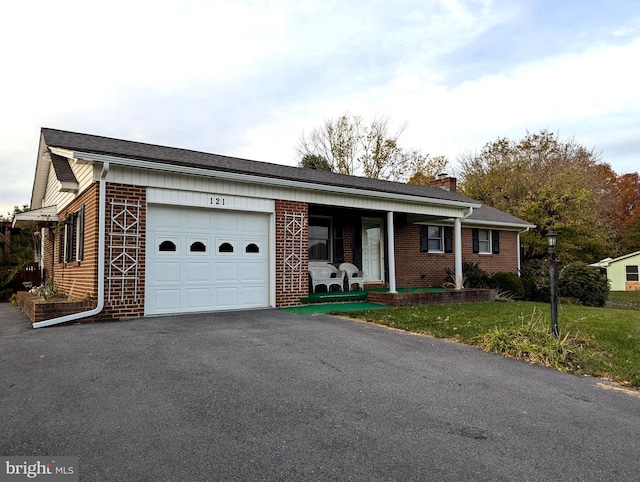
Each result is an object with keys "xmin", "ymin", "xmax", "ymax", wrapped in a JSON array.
[{"xmin": 338, "ymin": 263, "xmax": 365, "ymax": 291}]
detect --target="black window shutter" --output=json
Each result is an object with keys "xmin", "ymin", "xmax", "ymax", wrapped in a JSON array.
[
  {"xmin": 444, "ymin": 227, "xmax": 453, "ymax": 253},
  {"xmin": 420, "ymin": 225, "xmax": 429, "ymax": 252},
  {"xmin": 67, "ymin": 214, "xmax": 75, "ymax": 262},
  {"xmin": 492, "ymin": 230, "xmax": 500, "ymax": 254},
  {"xmin": 58, "ymin": 228, "xmax": 64, "ymax": 263},
  {"xmin": 333, "ymin": 220, "xmax": 344, "ymax": 263},
  {"xmin": 77, "ymin": 205, "xmax": 85, "ymax": 261},
  {"xmin": 472, "ymin": 228, "xmax": 480, "ymax": 253}
]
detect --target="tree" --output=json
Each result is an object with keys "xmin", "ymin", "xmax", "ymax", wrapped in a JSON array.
[
  {"xmin": 0, "ymin": 205, "xmax": 35, "ymax": 267},
  {"xmin": 457, "ymin": 130, "xmax": 616, "ymax": 263},
  {"xmin": 296, "ymin": 113, "xmax": 448, "ymax": 183},
  {"xmin": 602, "ymin": 172, "xmax": 640, "ymax": 252},
  {"xmin": 299, "ymin": 154, "xmax": 333, "ymax": 172}
]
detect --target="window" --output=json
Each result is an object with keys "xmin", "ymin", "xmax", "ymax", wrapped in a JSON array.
[
  {"xmin": 626, "ymin": 265, "xmax": 639, "ymax": 282},
  {"xmin": 420, "ymin": 225, "xmax": 453, "ymax": 253},
  {"xmin": 218, "ymin": 242, "xmax": 234, "ymax": 253},
  {"xmin": 309, "ymin": 217, "xmax": 331, "ymax": 261},
  {"xmin": 245, "ymin": 243, "xmax": 260, "ymax": 254},
  {"xmin": 159, "ymin": 240, "xmax": 177, "ymax": 252},
  {"xmin": 473, "ymin": 229, "xmax": 500, "ymax": 254},
  {"xmin": 58, "ymin": 206, "xmax": 84, "ymax": 263},
  {"xmin": 478, "ymin": 229, "xmax": 491, "ymax": 254},
  {"xmin": 190, "ymin": 241, "xmax": 206, "ymax": 252}
]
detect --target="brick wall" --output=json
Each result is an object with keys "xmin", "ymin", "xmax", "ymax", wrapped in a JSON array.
[
  {"xmin": 394, "ymin": 224, "xmax": 519, "ymax": 287},
  {"xmin": 275, "ymin": 200, "xmax": 308, "ymax": 306},
  {"xmin": 52, "ymin": 183, "xmax": 100, "ymax": 302},
  {"xmin": 104, "ymin": 183, "xmax": 147, "ymax": 319}
]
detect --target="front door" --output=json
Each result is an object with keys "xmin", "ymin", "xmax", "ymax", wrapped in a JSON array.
[{"xmin": 362, "ymin": 218, "xmax": 384, "ymax": 282}]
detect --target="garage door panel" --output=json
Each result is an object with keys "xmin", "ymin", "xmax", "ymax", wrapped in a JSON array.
[
  {"xmin": 240, "ymin": 261, "xmax": 268, "ymax": 282},
  {"xmin": 146, "ymin": 205, "xmax": 270, "ymax": 315},
  {"xmin": 214, "ymin": 286, "xmax": 238, "ymax": 309},
  {"xmin": 155, "ymin": 262, "xmax": 181, "ymax": 283},
  {"xmin": 240, "ymin": 285, "xmax": 268, "ymax": 307},
  {"xmin": 186, "ymin": 288, "xmax": 212, "ymax": 310},
  {"xmin": 186, "ymin": 262, "xmax": 210, "ymax": 282},
  {"xmin": 153, "ymin": 289, "xmax": 181, "ymax": 312}
]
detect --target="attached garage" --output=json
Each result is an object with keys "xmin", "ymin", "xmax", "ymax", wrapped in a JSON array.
[{"xmin": 145, "ymin": 204, "xmax": 270, "ymax": 315}]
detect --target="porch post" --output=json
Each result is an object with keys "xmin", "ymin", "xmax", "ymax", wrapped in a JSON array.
[
  {"xmin": 387, "ymin": 211, "xmax": 397, "ymax": 293},
  {"xmin": 454, "ymin": 217, "xmax": 463, "ymax": 289}
]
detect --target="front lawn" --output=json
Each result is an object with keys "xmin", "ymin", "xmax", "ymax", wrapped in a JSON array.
[{"xmin": 343, "ymin": 301, "xmax": 640, "ymax": 389}]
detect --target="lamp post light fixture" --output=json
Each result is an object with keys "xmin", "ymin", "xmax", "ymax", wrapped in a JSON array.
[{"xmin": 546, "ymin": 230, "xmax": 559, "ymax": 338}]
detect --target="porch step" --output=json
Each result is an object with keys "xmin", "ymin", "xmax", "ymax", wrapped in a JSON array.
[{"xmin": 300, "ymin": 291, "xmax": 368, "ymax": 304}]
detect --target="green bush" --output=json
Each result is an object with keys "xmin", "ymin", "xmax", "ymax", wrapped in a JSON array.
[
  {"xmin": 490, "ymin": 272, "xmax": 525, "ymax": 299},
  {"xmin": 558, "ymin": 262, "xmax": 610, "ymax": 307},
  {"xmin": 520, "ymin": 259, "xmax": 550, "ymax": 302}
]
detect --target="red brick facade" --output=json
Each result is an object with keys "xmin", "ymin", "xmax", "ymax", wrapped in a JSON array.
[
  {"xmin": 51, "ymin": 183, "xmax": 100, "ymax": 302},
  {"xmin": 394, "ymin": 224, "xmax": 518, "ymax": 288},
  {"xmin": 275, "ymin": 199, "xmax": 308, "ymax": 307},
  {"xmin": 103, "ymin": 183, "xmax": 147, "ymax": 319}
]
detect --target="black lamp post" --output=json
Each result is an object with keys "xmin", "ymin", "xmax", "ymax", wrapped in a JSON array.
[{"xmin": 546, "ymin": 230, "xmax": 559, "ymax": 338}]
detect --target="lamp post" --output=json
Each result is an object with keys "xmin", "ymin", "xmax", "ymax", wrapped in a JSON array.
[{"xmin": 546, "ymin": 230, "xmax": 559, "ymax": 338}]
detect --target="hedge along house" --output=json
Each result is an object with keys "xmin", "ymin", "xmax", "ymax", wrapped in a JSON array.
[{"xmin": 15, "ymin": 128, "xmax": 534, "ymax": 328}]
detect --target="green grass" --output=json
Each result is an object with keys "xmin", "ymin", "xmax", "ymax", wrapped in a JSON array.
[
  {"xmin": 607, "ymin": 291, "xmax": 640, "ymax": 310},
  {"xmin": 344, "ymin": 301, "xmax": 640, "ymax": 389}
]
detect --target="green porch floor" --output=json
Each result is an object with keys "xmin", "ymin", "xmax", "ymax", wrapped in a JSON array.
[
  {"xmin": 284, "ymin": 287, "xmax": 445, "ymax": 316},
  {"xmin": 280, "ymin": 301, "xmax": 388, "ymax": 316},
  {"xmin": 299, "ymin": 287, "xmax": 443, "ymax": 304}
]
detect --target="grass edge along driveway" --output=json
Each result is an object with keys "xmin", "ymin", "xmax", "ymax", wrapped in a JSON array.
[{"xmin": 343, "ymin": 300, "xmax": 640, "ymax": 390}]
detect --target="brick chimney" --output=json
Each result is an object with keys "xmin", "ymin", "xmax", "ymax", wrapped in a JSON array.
[{"xmin": 428, "ymin": 174, "xmax": 457, "ymax": 192}]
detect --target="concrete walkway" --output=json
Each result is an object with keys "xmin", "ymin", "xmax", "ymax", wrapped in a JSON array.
[{"xmin": 1, "ymin": 303, "xmax": 639, "ymax": 481}]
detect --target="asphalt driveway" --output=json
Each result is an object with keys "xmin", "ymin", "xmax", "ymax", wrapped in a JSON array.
[{"xmin": 1, "ymin": 303, "xmax": 639, "ymax": 481}]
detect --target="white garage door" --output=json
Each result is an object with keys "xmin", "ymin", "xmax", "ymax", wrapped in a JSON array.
[{"xmin": 145, "ymin": 205, "xmax": 270, "ymax": 315}]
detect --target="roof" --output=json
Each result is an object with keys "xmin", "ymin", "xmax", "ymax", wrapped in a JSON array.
[
  {"xmin": 39, "ymin": 128, "xmax": 534, "ymax": 228},
  {"xmin": 604, "ymin": 250, "xmax": 640, "ymax": 266}
]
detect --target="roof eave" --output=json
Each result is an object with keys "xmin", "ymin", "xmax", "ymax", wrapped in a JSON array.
[{"xmin": 71, "ymin": 151, "xmax": 482, "ymax": 211}]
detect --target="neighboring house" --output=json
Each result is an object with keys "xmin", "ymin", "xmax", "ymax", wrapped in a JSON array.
[
  {"xmin": 14, "ymin": 128, "xmax": 535, "ymax": 325},
  {"xmin": 592, "ymin": 251, "xmax": 640, "ymax": 291}
]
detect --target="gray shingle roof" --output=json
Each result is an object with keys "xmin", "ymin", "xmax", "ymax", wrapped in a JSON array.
[{"xmin": 41, "ymin": 128, "xmax": 534, "ymax": 228}]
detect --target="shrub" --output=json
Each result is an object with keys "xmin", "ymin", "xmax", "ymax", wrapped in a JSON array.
[
  {"xmin": 445, "ymin": 262, "xmax": 490, "ymax": 288},
  {"xmin": 520, "ymin": 259, "xmax": 550, "ymax": 302},
  {"xmin": 490, "ymin": 272, "xmax": 525, "ymax": 299},
  {"xmin": 558, "ymin": 262, "xmax": 609, "ymax": 307}
]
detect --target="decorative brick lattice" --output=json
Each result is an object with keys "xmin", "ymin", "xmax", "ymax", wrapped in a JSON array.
[
  {"xmin": 108, "ymin": 200, "xmax": 141, "ymax": 302},
  {"xmin": 283, "ymin": 213, "xmax": 306, "ymax": 292}
]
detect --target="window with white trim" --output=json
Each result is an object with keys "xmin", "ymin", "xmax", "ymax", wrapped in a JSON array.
[
  {"xmin": 309, "ymin": 217, "xmax": 331, "ymax": 261},
  {"xmin": 58, "ymin": 206, "xmax": 85, "ymax": 263},
  {"xmin": 626, "ymin": 265, "xmax": 639, "ymax": 282}
]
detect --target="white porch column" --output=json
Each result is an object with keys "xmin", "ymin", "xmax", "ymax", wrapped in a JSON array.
[
  {"xmin": 454, "ymin": 217, "xmax": 463, "ymax": 289},
  {"xmin": 387, "ymin": 211, "xmax": 397, "ymax": 293}
]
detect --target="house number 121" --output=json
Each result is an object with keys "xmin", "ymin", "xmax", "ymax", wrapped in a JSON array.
[{"xmin": 210, "ymin": 197, "xmax": 226, "ymax": 206}]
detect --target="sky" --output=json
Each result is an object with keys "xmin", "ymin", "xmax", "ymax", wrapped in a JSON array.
[{"xmin": 2, "ymin": 0, "xmax": 639, "ymax": 217}]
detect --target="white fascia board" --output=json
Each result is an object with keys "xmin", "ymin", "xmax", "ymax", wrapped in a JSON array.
[
  {"xmin": 413, "ymin": 218, "xmax": 536, "ymax": 230},
  {"xmin": 59, "ymin": 180, "xmax": 79, "ymax": 193},
  {"xmin": 12, "ymin": 206, "xmax": 58, "ymax": 228},
  {"xmin": 72, "ymin": 151, "xmax": 481, "ymax": 212}
]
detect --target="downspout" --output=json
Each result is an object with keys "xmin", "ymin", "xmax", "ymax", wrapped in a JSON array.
[
  {"xmin": 454, "ymin": 207, "xmax": 474, "ymax": 289},
  {"xmin": 33, "ymin": 162, "xmax": 109, "ymax": 328},
  {"xmin": 517, "ymin": 227, "xmax": 530, "ymax": 276}
]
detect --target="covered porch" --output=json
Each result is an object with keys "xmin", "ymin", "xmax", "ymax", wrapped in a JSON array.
[{"xmin": 307, "ymin": 202, "xmax": 477, "ymax": 295}]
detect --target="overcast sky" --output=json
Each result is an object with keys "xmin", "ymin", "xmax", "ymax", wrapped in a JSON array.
[{"xmin": 2, "ymin": 0, "xmax": 639, "ymax": 217}]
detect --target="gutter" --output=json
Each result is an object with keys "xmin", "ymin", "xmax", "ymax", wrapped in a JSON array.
[
  {"xmin": 33, "ymin": 162, "xmax": 109, "ymax": 328},
  {"xmin": 517, "ymin": 227, "xmax": 531, "ymax": 276}
]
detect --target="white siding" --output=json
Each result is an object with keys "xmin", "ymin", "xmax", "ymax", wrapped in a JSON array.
[
  {"xmin": 109, "ymin": 166, "xmax": 464, "ymax": 218},
  {"xmin": 43, "ymin": 160, "xmax": 97, "ymax": 211}
]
